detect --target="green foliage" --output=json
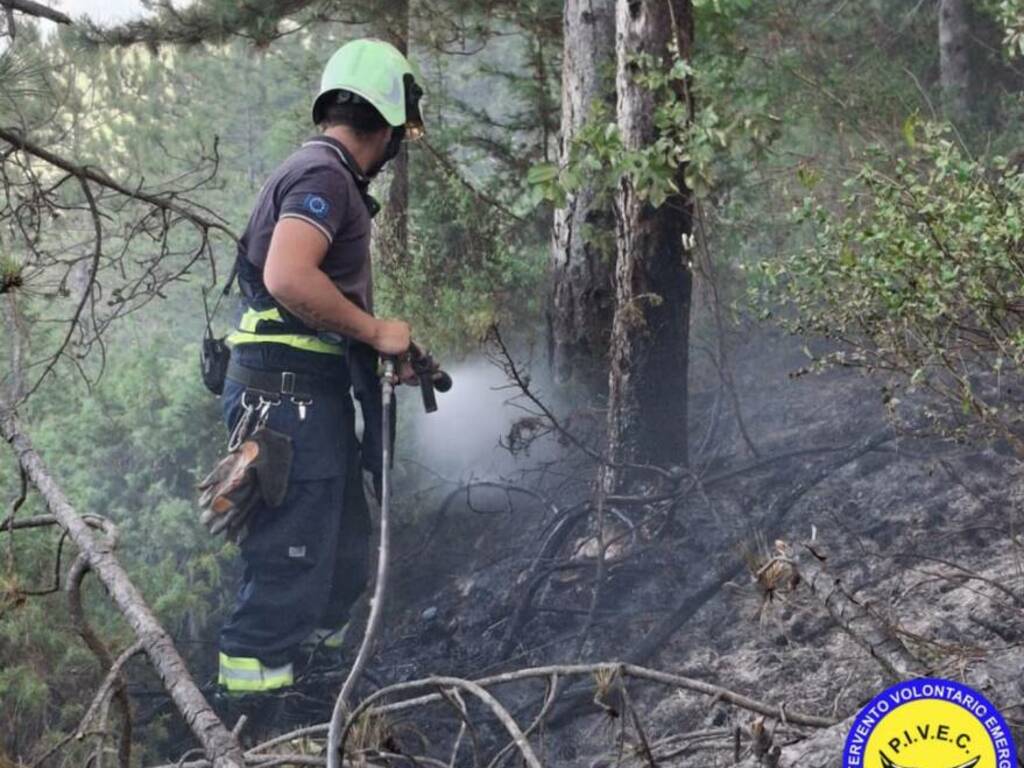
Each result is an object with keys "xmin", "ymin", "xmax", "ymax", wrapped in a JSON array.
[
  {"xmin": 755, "ymin": 124, "xmax": 1024, "ymax": 443},
  {"xmin": 376, "ymin": 159, "xmax": 546, "ymax": 353},
  {"xmin": 527, "ymin": 56, "xmax": 691, "ymax": 210},
  {"xmin": 980, "ymin": 0, "xmax": 1024, "ymax": 57},
  {"xmin": 998, "ymin": 0, "xmax": 1024, "ymax": 56},
  {"xmin": 694, "ymin": 0, "xmax": 753, "ymax": 12},
  {"xmin": 2, "ymin": 328, "xmax": 233, "ymax": 760},
  {"xmin": 528, "ymin": 17, "xmax": 777, "ymax": 212}
]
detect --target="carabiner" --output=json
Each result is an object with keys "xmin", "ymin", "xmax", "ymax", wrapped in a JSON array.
[
  {"xmin": 228, "ymin": 397, "xmax": 257, "ymax": 451},
  {"xmin": 256, "ymin": 395, "xmax": 281, "ymax": 428}
]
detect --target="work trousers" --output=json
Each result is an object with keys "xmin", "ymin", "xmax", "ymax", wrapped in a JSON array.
[{"xmin": 219, "ymin": 344, "xmax": 371, "ymax": 669}]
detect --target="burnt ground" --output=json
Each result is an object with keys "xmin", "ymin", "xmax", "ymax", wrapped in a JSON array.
[{"xmin": 300, "ymin": 333, "xmax": 1024, "ymax": 767}]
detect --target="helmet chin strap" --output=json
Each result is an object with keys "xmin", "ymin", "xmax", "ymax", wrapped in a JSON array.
[{"xmin": 366, "ymin": 126, "xmax": 406, "ymax": 178}]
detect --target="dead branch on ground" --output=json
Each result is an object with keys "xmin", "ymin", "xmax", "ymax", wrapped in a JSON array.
[
  {"xmin": 787, "ymin": 538, "xmax": 927, "ymax": 682},
  {"xmin": 67, "ymin": 551, "xmax": 134, "ymax": 768},
  {"xmin": 1, "ymin": 403, "xmax": 245, "ymax": 768}
]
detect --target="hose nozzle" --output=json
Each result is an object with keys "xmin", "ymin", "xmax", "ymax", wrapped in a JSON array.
[{"xmin": 408, "ymin": 342, "xmax": 452, "ymax": 413}]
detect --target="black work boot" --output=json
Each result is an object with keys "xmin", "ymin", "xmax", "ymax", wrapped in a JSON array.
[{"xmin": 296, "ymin": 625, "xmax": 348, "ymax": 679}]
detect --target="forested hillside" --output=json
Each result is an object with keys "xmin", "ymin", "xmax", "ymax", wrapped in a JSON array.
[{"xmin": 2, "ymin": 1, "xmax": 1024, "ymax": 767}]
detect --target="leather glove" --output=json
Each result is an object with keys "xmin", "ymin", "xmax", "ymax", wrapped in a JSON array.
[{"xmin": 198, "ymin": 427, "xmax": 293, "ymax": 543}]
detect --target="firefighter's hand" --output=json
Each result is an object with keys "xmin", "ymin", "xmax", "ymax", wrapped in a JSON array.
[{"xmin": 373, "ymin": 318, "xmax": 412, "ymax": 356}]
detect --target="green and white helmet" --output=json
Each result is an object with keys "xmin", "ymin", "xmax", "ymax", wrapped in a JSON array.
[{"xmin": 313, "ymin": 38, "xmax": 425, "ymax": 137}]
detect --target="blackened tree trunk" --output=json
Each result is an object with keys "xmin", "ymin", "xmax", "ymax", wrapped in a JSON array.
[
  {"xmin": 550, "ymin": 0, "xmax": 616, "ymax": 389},
  {"xmin": 376, "ymin": 0, "xmax": 410, "ymax": 268},
  {"xmin": 605, "ymin": 0, "xmax": 694, "ymax": 485},
  {"xmin": 939, "ymin": 0, "xmax": 972, "ymax": 120}
]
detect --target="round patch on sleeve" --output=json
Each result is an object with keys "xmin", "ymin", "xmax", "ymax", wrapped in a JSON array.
[{"xmin": 303, "ymin": 194, "xmax": 331, "ymax": 220}]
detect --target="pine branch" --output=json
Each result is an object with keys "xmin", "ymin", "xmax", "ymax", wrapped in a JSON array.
[
  {"xmin": 78, "ymin": 0, "xmax": 354, "ymax": 48},
  {"xmin": 0, "ymin": 0, "xmax": 71, "ymax": 25}
]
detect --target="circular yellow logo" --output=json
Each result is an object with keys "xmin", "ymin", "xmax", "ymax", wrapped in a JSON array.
[{"xmin": 844, "ymin": 679, "xmax": 1016, "ymax": 768}]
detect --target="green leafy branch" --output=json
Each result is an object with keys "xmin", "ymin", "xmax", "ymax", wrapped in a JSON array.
[
  {"xmin": 755, "ymin": 122, "xmax": 1024, "ymax": 445},
  {"xmin": 527, "ymin": 52, "xmax": 777, "ymax": 213},
  {"xmin": 996, "ymin": 0, "xmax": 1024, "ymax": 58}
]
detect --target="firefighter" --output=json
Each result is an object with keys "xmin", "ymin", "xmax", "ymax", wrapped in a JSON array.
[{"xmin": 215, "ymin": 38, "xmax": 424, "ymax": 701}]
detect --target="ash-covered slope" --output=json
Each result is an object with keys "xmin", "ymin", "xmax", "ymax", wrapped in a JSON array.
[{"xmin": 342, "ymin": 335, "xmax": 1024, "ymax": 767}]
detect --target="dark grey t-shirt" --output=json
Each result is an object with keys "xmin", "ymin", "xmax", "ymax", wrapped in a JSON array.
[{"xmin": 237, "ymin": 135, "xmax": 374, "ymax": 313}]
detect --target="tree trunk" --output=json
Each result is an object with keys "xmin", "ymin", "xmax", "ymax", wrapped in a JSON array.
[
  {"xmin": 1, "ymin": 294, "xmax": 28, "ymax": 401},
  {"xmin": 0, "ymin": 406, "xmax": 245, "ymax": 768},
  {"xmin": 549, "ymin": 0, "xmax": 616, "ymax": 389},
  {"xmin": 376, "ymin": 0, "xmax": 410, "ymax": 269},
  {"xmin": 939, "ymin": 0, "xmax": 971, "ymax": 120},
  {"xmin": 605, "ymin": 0, "xmax": 694, "ymax": 484}
]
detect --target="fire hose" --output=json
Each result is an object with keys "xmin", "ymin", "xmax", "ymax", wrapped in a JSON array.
[{"xmin": 329, "ymin": 342, "xmax": 452, "ymax": 753}]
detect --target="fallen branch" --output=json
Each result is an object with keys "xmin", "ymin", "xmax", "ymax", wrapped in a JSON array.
[
  {"xmin": 893, "ymin": 551, "xmax": 1024, "ymax": 607},
  {"xmin": 1, "ymin": 404, "xmax": 244, "ymax": 768},
  {"xmin": 628, "ymin": 430, "xmax": 893, "ymax": 668},
  {"xmin": 486, "ymin": 673, "xmax": 559, "ymax": 768},
  {"xmin": 735, "ymin": 712, "xmax": 854, "ymax": 768},
  {"xmin": 77, "ymin": 641, "xmax": 146, "ymax": 744},
  {"xmin": 338, "ymin": 663, "xmax": 834, "ymax": 729},
  {"xmin": 1, "ymin": 513, "xmax": 57, "ymax": 531},
  {"xmin": 338, "ymin": 676, "xmax": 541, "ymax": 768},
  {"xmin": 219, "ymin": 661, "xmax": 833, "ymax": 768},
  {"xmin": 499, "ymin": 503, "xmax": 590, "ymax": 659},
  {"xmin": 793, "ymin": 540, "xmax": 927, "ymax": 682},
  {"xmin": 67, "ymin": 554, "xmax": 133, "ymax": 768}
]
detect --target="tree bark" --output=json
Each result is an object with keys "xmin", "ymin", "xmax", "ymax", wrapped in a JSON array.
[
  {"xmin": 939, "ymin": 0, "xmax": 972, "ymax": 120},
  {"xmin": 1, "ymin": 294, "xmax": 28, "ymax": 401},
  {"xmin": 0, "ymin": 406, "xmax": 245, "ymax": 768},
  {"xmin": 605, "ymin": 0, "xmax": 694, "ymax": 484},
  {"xmin": 376, "ymin": 0, "xmax": 410, "ymax": 270},
  {"xmin": 549, "ymin": 0, "xmax": 616, "ymax": 389}
]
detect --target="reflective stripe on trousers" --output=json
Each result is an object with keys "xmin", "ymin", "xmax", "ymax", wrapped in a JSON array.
[{"xmin": 218, "ymin": 652, "xmax": 294, "ymax": 693}]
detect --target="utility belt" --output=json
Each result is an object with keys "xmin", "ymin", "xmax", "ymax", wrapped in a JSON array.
[
  {"xmin": 225, "ymin": 360, "xmax": 348, "ymax": 402},
  {"xmin": 227, "ymin": 307, "xmax": 347, "ymax": 357}
]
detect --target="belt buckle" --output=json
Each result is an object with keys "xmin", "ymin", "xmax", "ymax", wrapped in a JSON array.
[{"xmin": 281, "ymin": 371, "xmax": 296, "ymax": 395}]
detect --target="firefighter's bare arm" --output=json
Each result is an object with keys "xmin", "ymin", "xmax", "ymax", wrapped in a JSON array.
[{"xmin": 264, "ymin": 218, "xmax": 411, "ymax": 356}]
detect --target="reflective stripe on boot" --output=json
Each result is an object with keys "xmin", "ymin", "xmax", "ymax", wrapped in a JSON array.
[{"xmin": 218, "ymin": 652, "xmax": 294, "ymax": 693}]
